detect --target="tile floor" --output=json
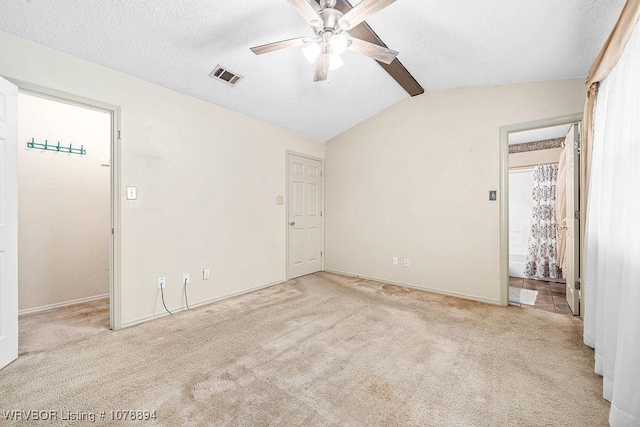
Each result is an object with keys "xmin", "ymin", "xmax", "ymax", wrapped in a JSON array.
[{"xmin": 509, "ymin": 276, "xmax": 574, "ymax": 316}]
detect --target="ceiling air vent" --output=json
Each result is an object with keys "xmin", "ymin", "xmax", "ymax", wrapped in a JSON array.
[{"xmin": 209, "ymin": 65, "xmax": 243, "ymax": 87}]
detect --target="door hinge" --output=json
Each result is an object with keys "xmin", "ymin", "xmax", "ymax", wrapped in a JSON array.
[
  {"xmin": 321, "ymin": 251, "xmax": 323, "ymax": 257},
  {"xmin": 111, "ymin": 227, "xmax": 114, "ymax": 235},
  {"xmin": 117, "ymin": 130, "xmax": 121, "ymax": 140},
  {"xmin": 320, "ymin": 171, "xmax": 323, "ymax": 177},
  {"xmin": 575, "ymin": 281, "xmax": 581, "ymax": 290},
  {"xmin": 320, "ymin": 211, "xmax": 323, "ymax": 217},
  {"xmin": 575, "ymin": 210, "xmax": 580, "ymax": 220}
]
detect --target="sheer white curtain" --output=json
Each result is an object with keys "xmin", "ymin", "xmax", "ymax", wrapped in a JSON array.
[{"xmin": 583, "ymin": 17, "xmax": 640, "ymax": 427}]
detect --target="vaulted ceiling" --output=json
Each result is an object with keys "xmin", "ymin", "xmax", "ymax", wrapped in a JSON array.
[{"xmin": 0, "ymin": 0, "xmax": 625, "ymax": 141}]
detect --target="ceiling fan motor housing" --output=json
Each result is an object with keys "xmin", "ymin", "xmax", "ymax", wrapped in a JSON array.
[
  {"xmin": 315, "ymin": 2, "xmax": 344, "ymax": 34},
  {"xmin": 318, "ymin": 0, "xmax": 337, "ymax": 9}
]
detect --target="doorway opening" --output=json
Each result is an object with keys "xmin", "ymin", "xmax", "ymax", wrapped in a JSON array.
[
  {"xmin": 13, "ymin": 84, "xmax": 121, "ymax": 356},
  {"xmin": 500, "ymin": 114, "xmax": 583, "ymax": 316}
]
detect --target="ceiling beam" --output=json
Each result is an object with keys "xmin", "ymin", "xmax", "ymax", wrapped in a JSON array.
[{"xmin": 333, "ymin": 0, "xmax": 424, "ymax": 97}]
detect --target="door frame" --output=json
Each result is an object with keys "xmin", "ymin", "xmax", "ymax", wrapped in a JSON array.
[
  {"xmin": 499, "ymin": 113, "xmax": 583, "ymax": 309},
  {"xmin": 285, "ymin": 150, "xmax": 324, "ymax": 280},
  {"xmin": 6, "ymin": 78, "xmax": 123, "ymax": 330}
]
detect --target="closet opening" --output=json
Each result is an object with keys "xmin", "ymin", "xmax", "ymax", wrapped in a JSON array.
[
  {"xmin": 15, "ymin": 86, "xmax": 121, "ymax": 355},
  {"xmin": 499, "ymin": 114, "xmax": 583, "ymax": 316}
]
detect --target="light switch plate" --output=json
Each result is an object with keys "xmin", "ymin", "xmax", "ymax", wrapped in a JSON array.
[
  {"xmin": 203, "ymin": 269, "xmax": 210, "ymax": 280},
  {"xmin": 276, "ymin": 195, "xmax": 284, "ymax": 205},
  {"xmin": 126, "ymin": 186, "xmax": 137, "ymax": 200},
  {"xmin": 489, "ymin": 191, "xmax": 497, "ymax": 201},
  {"xmin": 392, "ymin": 257, "xmax": 398, "ymax": 266}
]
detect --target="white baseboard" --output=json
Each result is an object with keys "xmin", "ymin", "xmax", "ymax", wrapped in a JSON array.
[
  {"xmin": 19, "ymin": 294, "xmax": 109, "ymax": 316},
  {"xmin": 323, "ymin": 269, "xmax": 501, "ymax": 306},
  {"xmin": 121, "ymin": 279, "xmax": 287, "ymax": 329}
]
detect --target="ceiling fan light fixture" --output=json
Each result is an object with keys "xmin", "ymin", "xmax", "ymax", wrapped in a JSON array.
[
  {"xmin": 303, "ymin": 43, "xmax": 321, "ymax": 63},
  {"xmin": 329, "ymin": 53, "xmax": 344, "ymax": 70},
  {"xmin": 250, "ymin": 0, "xmax": 404, "ymax": 84},
  {"xmin": 329, "ymin": 33, "xmax": 348, "ymax": 55}
]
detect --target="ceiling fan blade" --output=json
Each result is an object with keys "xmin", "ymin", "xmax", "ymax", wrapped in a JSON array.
[
  {"xmin": 334, "ymin": 0, "xmax": 423, "ymax": 97},
  {"xmin": 347, "ymin": 37, "xmax": 398, "ymax": 64},
  {"xmin": 338, "ymin": 0, "xmax": 396, "ymax": 30},
  {"xmin": 287, "ymin": 0, "xmax": 321, "ymax": 26},
  {"xmin": 314, "ymin": 53, "xmax": 329, "ymax": 82},
  {"xmin": 250, "ymin": 37, "xmax": 307, "ymax": 55}
]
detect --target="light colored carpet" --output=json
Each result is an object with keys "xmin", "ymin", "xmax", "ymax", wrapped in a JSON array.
[
  {"xmin": 509, "ymin": 286, "xmax": 539, "ymax": 305},
  {"xmin": 18, "ymin": 298, "xmax": 110, "ymax": 357},
  {"xmin": 1, "ymin": 272, "xmax": 608, "ymax": 426}
]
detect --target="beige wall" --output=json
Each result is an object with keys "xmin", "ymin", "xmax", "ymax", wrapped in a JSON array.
[
  {"xmin": 324, "ymin": 79, "xmax": 585, "ymax": 304},
  {"xmin": 509, "ymin": 147, "xmax": 562, "ymax": 169},
  {"xmin": 18, "ymin": 94, "xmax": 111, "ymax": 311},
  {"xmin": 0, "ymin": 31, "xmax": 323, "ymax": 325}
]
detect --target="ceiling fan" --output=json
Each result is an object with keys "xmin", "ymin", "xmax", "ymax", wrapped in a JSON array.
[{"xmin": 250, "ymin": 0, "xmax": 399, "ymax": 82}]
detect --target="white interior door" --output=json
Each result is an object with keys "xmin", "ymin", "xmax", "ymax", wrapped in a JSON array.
[
  {"xmin": 0, "ymin": 77, "xmax": 18, "ymax": 370},
  {"xmin": 287, "ymin": 153, "xmax": 322, "ymax": 279},
  {"xmin": 564, "ymin": 123, "xmax": 580, "ymax": 315}
]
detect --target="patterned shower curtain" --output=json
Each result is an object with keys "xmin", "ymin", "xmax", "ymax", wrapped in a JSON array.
[{"xmin": 525, "ymin": 164, "xmax": 562, "ymax": 279}]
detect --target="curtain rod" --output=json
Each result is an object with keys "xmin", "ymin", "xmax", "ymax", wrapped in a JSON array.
[{"xmin": 509, "ymin": 162, "xmax": 559, "ymax": 171}]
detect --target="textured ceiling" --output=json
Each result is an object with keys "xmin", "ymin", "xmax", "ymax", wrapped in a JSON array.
[{"xmin": 0, "ymin": 0, "xmax": 625, "ymax": 141}]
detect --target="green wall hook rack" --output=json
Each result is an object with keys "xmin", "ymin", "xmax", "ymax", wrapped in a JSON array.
[{"xmin": 26, "ymin": 138, "xmax": 86, "ymax": 156}]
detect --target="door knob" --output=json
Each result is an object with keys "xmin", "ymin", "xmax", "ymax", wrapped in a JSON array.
[{"xmin": 290, "ymin": 221, "xmax": 295, "ymax": 226}]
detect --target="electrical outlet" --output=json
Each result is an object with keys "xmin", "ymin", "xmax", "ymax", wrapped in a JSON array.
[
  {"xmin": 203, "ymin": 269, "xmax": 210, "ymax": 280},
  {"xmin": 392, "ymin": 257, "xmax": 398, "ymax": 266},
  {"xmin": 157, "ymin": 277, "xmax": 166, "ymax": 289},
  {"xmin": 183, "ymin": 273, "xmax": 190, "ymax": 285},
  {"xmin": 404, "ymin": 259, "xmax": 410, "ymax": 268}
]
